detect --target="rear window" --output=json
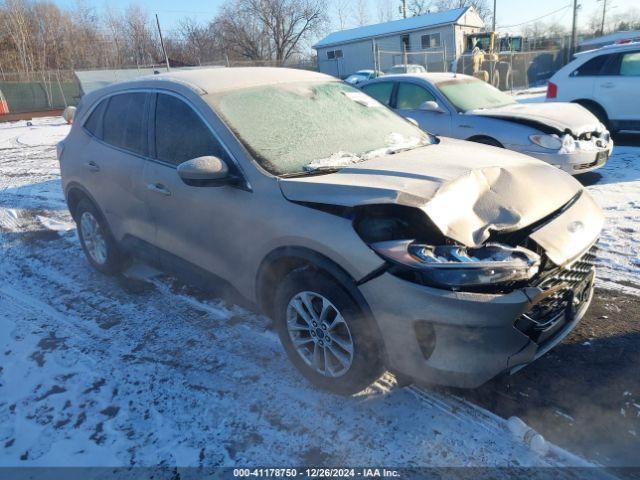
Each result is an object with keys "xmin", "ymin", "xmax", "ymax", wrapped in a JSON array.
[{"xmin": 101, "ymin": 93, "xmax": 147, "ymax": 155}]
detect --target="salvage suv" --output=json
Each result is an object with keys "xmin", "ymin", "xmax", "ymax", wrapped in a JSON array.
[{"xmin": 58, "ymin": 68, "xmax": 603, "ymax": 394}]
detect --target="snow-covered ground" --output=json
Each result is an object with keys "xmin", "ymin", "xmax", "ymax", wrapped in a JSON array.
[{"xmin": 0, "ymin": 117, "xmax": 637, "ymax": 469}]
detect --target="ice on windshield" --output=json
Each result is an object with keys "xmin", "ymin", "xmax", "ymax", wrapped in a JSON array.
[
  {"xmin": 210, "ymin": 81, "xmax": 430, "ymax": 175},
  {"xmin": 437, "ymin": 78, "xmax": 515, "ymax": 112}
]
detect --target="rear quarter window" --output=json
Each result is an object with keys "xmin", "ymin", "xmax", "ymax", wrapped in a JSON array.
[{"xmin": 84, "ymin": 99, "xmax": 108, "ymax": 138}]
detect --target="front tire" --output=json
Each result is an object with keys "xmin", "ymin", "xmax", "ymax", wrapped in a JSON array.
[
  {"xmin": 274, "ymin": 268, "xmax": 384, "ymax": 395},
  {"xmin": 75, "ymin": 198, "xmax": 127, "ymax": 275}
]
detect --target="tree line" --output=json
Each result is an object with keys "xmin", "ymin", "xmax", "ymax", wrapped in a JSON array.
[
  {"xmin": 0, "ymin": 0, "xmax": 327, "ymax": 76},
  {"xmin": 2, "ymin": 0, "xmax": 638, "ymax": 78}
]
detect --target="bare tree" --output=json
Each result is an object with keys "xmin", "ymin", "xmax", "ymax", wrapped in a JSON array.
[
  {"xmin": 376, "ymin": 0, "xmax": 395, "ymax": 22},
  {"xmin": 217, "ymin": 0, "xmax": 327, "ymax": 64},
  {"xmin": 433, "ymin": 0, "xmax": 491, "ymax": 24},
  {"xmin": 408, "ymin": 0, "xmax": 431, "ymax": 16},
  {"xmin": 354, "ymin": 0, "xmax": 369, "ymax": 26},
  {"xmin": 332, "ymin": 0, "xmax": 352, "ymax": 30}
]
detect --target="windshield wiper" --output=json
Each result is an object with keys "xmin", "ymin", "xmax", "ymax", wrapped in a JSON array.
[{"xmin": 280, "ymin": 167, "xmax": 342, "ymax": 178}]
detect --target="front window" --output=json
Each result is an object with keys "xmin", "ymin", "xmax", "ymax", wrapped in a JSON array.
[
  {"xmin": 208, "ymin": 81, "xmax": 432, "ymax": 175},
  {"xmin": 436, "ymin": 78, "xmax": 515, "ymax": 112},
  {"xmin": 396, "ymin": 83, "xmax": 436, "ymax": 110}
]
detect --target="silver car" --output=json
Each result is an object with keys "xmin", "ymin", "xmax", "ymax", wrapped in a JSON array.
[
  {"xmin": 360, "ymin": 73, "xmax": 614, "ymax": 174},
  {"xmin": 58, "ymin": 68, "xmax": 603, "ymax": 394}
]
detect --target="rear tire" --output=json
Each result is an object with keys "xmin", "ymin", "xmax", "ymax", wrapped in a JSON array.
[
  {"xmin": 75, "ymin": 198, "xmax": 127, "ymax": 275},
  {"xmin": 274, "ymin": 268, "xmax": 384, "ymax": 395}
]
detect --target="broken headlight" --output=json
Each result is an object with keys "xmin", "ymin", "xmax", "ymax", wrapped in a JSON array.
[
  {"xmin": 371, "ymin": 240, "xmax": 541, "ymax": 289},
  {"xmin": 529, "ymin": 134, "xmax": 563, "ymax": 150}
]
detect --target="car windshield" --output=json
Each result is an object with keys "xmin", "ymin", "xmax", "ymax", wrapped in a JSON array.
[
  {"xmin": 437, "ymin": 78, "xmax": 516, "ymax": 112},
  {"xmin": 346, "ymin": 74, "xmax": 366, "ymax": 82},
  {"xmin": 208, "ymin": 81, "xmax": 432, "ymax": 175}
]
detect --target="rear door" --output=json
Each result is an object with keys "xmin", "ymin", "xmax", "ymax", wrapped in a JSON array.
[
  {"xmin": 393, "ymin": 81, "xmax": 452, "ymax": 136},
  {"xmin": 593, "ymin": 50, "xmax": 640, "ymax": 125},
  {"xmin": 80, "ymin": 92, "xmax": 153, "ymax": 243},
  {"xmin": 142, "ymin": 92, "xmax": 251, "ymax": 279}
]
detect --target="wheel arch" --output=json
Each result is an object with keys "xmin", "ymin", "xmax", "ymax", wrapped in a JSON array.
[
  {"xmin": 256, "ymin": 246, "xmax": 373, "ymax": 320},
  {"xmin": 466, "ymin": 135, "xmax": 504, "ymax": 148},
  {"xmin": 65, "ymin": 182, "xmax": 105, "ymax": 223}
]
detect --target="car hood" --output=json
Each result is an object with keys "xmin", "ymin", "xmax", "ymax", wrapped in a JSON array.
[
  {"xmin": 469, "ymin": 102, "xmax": 604, "ymax": 136},
  {"xmin": 279, "ymin": 137, "xmax": 603, "ymax": 266}
]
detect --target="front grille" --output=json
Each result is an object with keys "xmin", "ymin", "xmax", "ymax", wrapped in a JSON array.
[{"xmin": 515, "ymin": 245, "xmax": 597, "ymax": 344}]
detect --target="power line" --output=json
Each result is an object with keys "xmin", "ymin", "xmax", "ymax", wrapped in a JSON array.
[{"xmin": 496, "ymin": 4, "xmax": 572, "ymax": 29}]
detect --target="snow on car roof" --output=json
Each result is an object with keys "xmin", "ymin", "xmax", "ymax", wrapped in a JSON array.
[
  {"xmin": 378, "ymin": 72, "xmax": 476, "ymax": 83},
  {"xmin": 137, "ymin": 67, "xmax": 336, "ymax": 95},
  {"xmin": 314, "ymin": 7, "xmax": 470, "ymax": 49}
]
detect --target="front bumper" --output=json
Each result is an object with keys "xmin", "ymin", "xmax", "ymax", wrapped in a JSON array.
[
  {"xmin": 517, "ymin": 141, "xmax": 613, "ymax": 174},
  {"xmin": 359, "ymin": 250, "xmax": 596, "ymax": 389}
]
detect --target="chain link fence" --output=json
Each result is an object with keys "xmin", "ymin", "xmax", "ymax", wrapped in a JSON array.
[
  {"xmin": 374, "ymin": 48, "xmax": 566, "ymax": 92},
  {"xmin": 0, "ymin": 70, "xmax": 81, "ymax": 115},
  {"xmin": 375, "ymin": 49, "xmax": 449, "ymax": 74}
]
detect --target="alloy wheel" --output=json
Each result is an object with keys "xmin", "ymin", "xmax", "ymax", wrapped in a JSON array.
[
  {"xmin": 286, "ymin": 291, "xmax": 354, "ymax": 378},
  {"xmin": 80, "ymin": 211, "xmax": 107, "ymax": 265}
]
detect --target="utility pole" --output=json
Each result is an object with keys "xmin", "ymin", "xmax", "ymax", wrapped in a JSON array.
[
  {"xmin": 492, "ymin": 0, "xmax": 497, "ymax": 32},
  {"xmin": 401, "ymin": 0, "xmax": 407, "ymax": 18},
  {"xmin": 155, "ymin": 13, "xmax": 171, "ymax": 72},
  {"xmin": 600, "ymin": 0, "xmax": 608, "ymax": 36},
  {"xmin": 570, "ymin": 0, "xmax": 579, "ymax": 58}
]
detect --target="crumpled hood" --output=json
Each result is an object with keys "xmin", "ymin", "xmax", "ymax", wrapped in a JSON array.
[
  {"xmin": 469, "ymin": 102, "xmax": 604, "ymax": 136},
  {"xmin": 280, "ymin": 137, "xmax": 602, "ymax": 265}
]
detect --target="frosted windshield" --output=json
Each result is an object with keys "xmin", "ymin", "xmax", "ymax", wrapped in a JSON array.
[
  {"xmin": 208, "ymin": 81, "xmax": 431, "ymax": 175},
  {"xmin": 437, "ymin": 78, "xmax": 516, "ymax": 112}
]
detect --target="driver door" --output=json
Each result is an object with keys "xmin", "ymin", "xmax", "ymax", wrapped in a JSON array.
[
  {"xmin": 393, "ymin": 82, "xmax": 452, "ymax": 136},
  {"xmin": 142, "ymin": 92, "xmax": 251, "ymax": 279}
]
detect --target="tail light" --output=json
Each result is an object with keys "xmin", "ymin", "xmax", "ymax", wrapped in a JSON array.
[{"xmin": 546, "ymin": 82, "xmax": 558, "ymax": 99}]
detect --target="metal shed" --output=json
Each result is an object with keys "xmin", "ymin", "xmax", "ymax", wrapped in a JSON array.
[{"xmin": 313, "ymin": 7, "xmax": 484, "ymax": 78}]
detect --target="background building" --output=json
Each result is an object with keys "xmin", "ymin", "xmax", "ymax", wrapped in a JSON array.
[{"xmin": 313, "ymin": 6, "xmax": 484, "ymax": 78}]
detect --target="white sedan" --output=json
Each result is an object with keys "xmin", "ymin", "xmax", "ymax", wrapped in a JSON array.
[
  {"xmin": 361, "ymin": 73, "xmax": 613, "ymax": 175},
  {"xmin": 546, "ymin": 42, "xmax": 640, "ymax": 133}
]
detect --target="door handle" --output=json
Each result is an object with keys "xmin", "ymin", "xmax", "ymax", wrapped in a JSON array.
[
  {"xmin": 85, "ymin": 161, "xmax": 100, "ymax": 172},
  {"xmin": 147, "ymin": 183, "xmax": 171, "ymax": 196},
  {"xmin": 600, "ymin": 82, "xmax": 615, "ymax": 88}
]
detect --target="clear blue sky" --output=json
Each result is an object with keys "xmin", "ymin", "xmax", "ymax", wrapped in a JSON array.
[{"xmin": 52, "ymin": 0, "xmax": 639, "ymax": 37}]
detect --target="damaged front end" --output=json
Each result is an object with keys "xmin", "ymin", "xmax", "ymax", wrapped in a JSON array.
[{"xmin": 279, "ymin": 151, "xmax": 604, "ymax": 386}]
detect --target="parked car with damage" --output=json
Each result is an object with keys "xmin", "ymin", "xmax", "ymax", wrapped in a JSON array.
[
  {"xmin": 361, "ymin": 72, "xmax": 613, "ymax": 174},
  {"xmin": 58, "ymin": 68, "xmax": 603, "ymax": 394},
  {"xmin": 547, "ymin": 42, "xmax": 640, "ymax": 134}
]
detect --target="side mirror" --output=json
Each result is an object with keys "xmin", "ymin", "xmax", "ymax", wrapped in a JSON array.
[
  {"xmin": 419, "ymin": 100, "xmax": 445, "ymax": 113},
  {"xmin": 177, "ymin": 156, "xmax": 234, "ymax": 187}
]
